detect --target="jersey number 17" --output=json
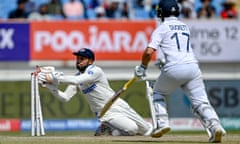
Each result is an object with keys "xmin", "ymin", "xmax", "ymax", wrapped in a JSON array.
[{"xmin": 171, "ymin": 32, "xmax": 190, "ymax": 52}]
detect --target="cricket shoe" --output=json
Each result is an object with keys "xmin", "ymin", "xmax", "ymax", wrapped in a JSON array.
[
  {"xmin": 94, "ymin": 122, "xmax": 130, "ymax": 136},
  {"xmin": 208, "ymin": 125, "xmax": 226, "ymax": 143},
  {"xmin": 151, "ymin": 126, "xmax": 170, "ymax": 138},
  {"xmin": 94, "ymin": 122, "xmax": 112, "ymax": 136}
]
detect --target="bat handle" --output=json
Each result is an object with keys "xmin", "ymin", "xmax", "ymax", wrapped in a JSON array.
[{"xmin": 123, "ymin": 77, "xmax": 136, "ymax": 90}]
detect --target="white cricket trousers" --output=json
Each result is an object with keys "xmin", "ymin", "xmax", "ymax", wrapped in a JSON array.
[
  {"xmin": 100, "ymin": 99, "xmax": 151, "ymax": 135},
  {"xmin": 153, "ymin": 63, "xmax": 220, "ymax": 126}
]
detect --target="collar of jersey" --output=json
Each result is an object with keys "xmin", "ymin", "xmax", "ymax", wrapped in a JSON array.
[{"xmin": 164, "ymin": 16, "xmax": 178, "ymax": 21}]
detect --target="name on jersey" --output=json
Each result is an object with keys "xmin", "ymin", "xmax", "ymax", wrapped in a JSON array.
[{"xmin": 169, "ymin": 25, "xmax": 187, "ymax": 31}]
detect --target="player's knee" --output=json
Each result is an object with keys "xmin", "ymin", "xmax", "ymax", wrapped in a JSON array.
[
  {"xmin": 124, "ymin": 124, "xmax": 138, "ymax": 135},
  {"xmin": 112, "ymin": 125, "xmax": 138, "ymax": 136}
]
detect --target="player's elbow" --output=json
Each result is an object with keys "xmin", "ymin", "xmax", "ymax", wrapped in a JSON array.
[
  {"xmin": 52, "ymin": 93, "xmax": 72, "ymax": 102},
  {"xmin": 143, "ymin": 47, "xmax": 154, "ymax": 57},
  {"xmin": 125, "ymin": 124, "xmax": 138, "ymax": 135}
]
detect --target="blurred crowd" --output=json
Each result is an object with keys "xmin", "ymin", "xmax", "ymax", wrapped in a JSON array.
[{"xmin": 3, "ymin": 0, "xmax": 240, "ymax": 21}]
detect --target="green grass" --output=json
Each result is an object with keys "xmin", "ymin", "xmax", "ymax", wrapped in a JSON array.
[
  {"xmin": 1, "ymin": 82, "xmax": 240, "ymax": 143},
  {"xmin": 0, "ymin": 80, "xmax": 150, "ymax": 119},
  {"xmin": 0, "ymin": 131, "xmax": 239, "ymax": 144}
]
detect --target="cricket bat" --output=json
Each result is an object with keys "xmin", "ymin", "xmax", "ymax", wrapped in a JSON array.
[{"xmin": 98, "ymin": 77, "xmax": 136, "ymax": 118}]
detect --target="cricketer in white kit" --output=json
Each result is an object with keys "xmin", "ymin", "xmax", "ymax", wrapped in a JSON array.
[
  {"xmin": 38, "ymin": 48, "xmax": 152, "ymax": 136},
  {"xmin": 134, "ymin": 0, "xmax": 226, "ymax": 143}
]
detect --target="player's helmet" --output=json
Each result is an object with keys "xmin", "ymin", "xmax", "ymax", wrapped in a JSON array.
[
  {"xmin": 73, "ymin": 48, "xmax": 95, "ymax": 61},
  {"xmin": 156, "ymin": 0, "xmax": 180, "ymax": 20}
]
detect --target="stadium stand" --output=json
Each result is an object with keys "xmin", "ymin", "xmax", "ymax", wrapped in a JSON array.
[
  {"xmin": 133, "ymin": 8, "xmax": 150, "ymax": 19},
  {"xmin": 0, "ymin": 0, "xmax": 18, "ymax": 19},
  {"xmin": 86, "ymin": 8, "xmax": 96, "ymax": 19},
  {"xmin": 0, "ymin": 0, "xmax": 230, "ymax": 20}
]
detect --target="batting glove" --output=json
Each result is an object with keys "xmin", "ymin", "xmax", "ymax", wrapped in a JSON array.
[{"xmin": 134, "ymin": 65, "xmax": 146, "ymax": 80}]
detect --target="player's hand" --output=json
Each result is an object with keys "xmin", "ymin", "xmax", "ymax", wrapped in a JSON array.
[
  {"xmin": 38, "ymin": 71, "xmax": 63, "ymax": 85},
  {"xmin": 38, "ymin": 77, "xmax": 47, "ymax": 87},
  {"xmin": 38, "ymin": 72, "xmax": 48, "ymax": 84},
  {"xmin": 134, "ymin": 65, "xmax": 146, "ymax": 80}
]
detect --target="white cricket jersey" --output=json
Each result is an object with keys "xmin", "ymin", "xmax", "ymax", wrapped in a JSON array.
[
  {"xmin": 148, "ymin": 17, "xmax": 198, "ymax": 69},
  {"xmin": 48, "ymin": 65, "xmax": 152, "ymax": 134},
  {"xmin": 58, "ymin": 65, "xmax": 124, "ymax": 113}
]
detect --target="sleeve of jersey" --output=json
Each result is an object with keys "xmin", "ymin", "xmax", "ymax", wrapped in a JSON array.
[
  {"xmin": 57, "ymin": 67, "xmax": 101, "ymax": 85},
  {"xmin": 147, "ymin": 27, "xmax": 163, "ymax": 50},
  {"xmin": 46, "ymin": 84, "xmax": 77, "ymax": 102}
]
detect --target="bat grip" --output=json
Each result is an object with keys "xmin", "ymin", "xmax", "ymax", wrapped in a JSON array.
[{"xmin": 123, "ymin": 77, "xmax": 136, "ymax": 90}]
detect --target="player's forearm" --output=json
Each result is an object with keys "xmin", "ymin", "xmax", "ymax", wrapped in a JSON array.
[
  {"xmin": 59, "ymin": 74, "xmax": 97, "ymax": 85},
  {"xmin": 141, "ymin": 47, "xmax": 155, "ymax": 67},
  {"xmin": 46, "ymin": 84, "xmax": 75, "ymax": 102},
  {"xmin": 58, "ymin": 75, "xmax": 81, "ymax": 85}
]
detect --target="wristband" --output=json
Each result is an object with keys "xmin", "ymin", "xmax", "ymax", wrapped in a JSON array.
[{"xmin": 140, "ymin": 64, "xmax": 147, "ymax": 69}]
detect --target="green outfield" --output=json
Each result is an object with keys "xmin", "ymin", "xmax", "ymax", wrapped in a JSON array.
[
  {"xmin": 1, "ymin": 81, "xmax": 240, "ymax": 144},
  {"xmin": 0, "ymin": 131, "xmax": 239, "ymax": 144},
  {"xmin": 0, "ymin": 80, "xmax": 150, "ymax": 119}
]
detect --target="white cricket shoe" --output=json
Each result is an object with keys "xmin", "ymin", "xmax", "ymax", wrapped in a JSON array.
[
  {"xmin": 209, "ymin": 125, "xmax": 226, "ymax": 143},
  {"xmin": 151, "ymin": 126, "xmax": 170, "ymax": 138}
]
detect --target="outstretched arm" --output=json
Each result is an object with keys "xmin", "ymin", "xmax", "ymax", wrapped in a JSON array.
[
  {"xmin": 58, "ymin": 71, "xmax": 99, "ymax": 85},
  {"xmin": 45, "ymin": 84, "xmax": 78, "ymax": 102},
  {"xmin": 40, "ymin": 67, "xmax": 100, "ymax": 85}
]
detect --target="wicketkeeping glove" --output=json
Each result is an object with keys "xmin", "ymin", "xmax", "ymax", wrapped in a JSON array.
[
  {"xmin": 38, "ymin": 72, "xmax": 48, "ymax": 85},
  {"xmin": 134, "ymin": 65, "xmax": 146, "ymax": 79},
  {"xmin": 33, "ymin": 66, "xmax": 54, "ymax": 87},
  {"xmin": 38, "ymin": 71, "xmax": 64, "ymax": 85}
]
